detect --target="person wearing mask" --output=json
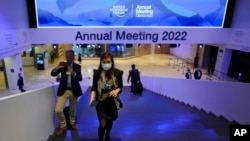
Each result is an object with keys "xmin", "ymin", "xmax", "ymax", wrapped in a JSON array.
[
  {"xmin": 89, "ymin": 52, "xmax": 123, "ymax": 141},
  {"xmin": 51, "ymin": 50, "xmax": 83, "ymax": 136},
  {"xmin": 127, "ymin": 64, "xmax": 140, "ymax": 94}
]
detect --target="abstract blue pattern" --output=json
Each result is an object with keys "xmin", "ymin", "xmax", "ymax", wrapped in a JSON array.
[{"xmin": 35, "ymin": 0, "xmax": 228, "ymax": 27}]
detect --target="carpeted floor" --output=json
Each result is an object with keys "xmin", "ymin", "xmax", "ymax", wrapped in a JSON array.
[{"xmin": 49, "ymin": 86, "xmax": 231, "ymax": 141}]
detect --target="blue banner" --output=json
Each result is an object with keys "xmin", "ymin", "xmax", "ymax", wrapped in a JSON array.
[{"xmin": 35, "ymin": 0, "xmax": 229, "ymax": 28}]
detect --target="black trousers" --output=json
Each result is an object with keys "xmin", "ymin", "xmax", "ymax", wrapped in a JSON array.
[
  {"xmin": 131, "ymin": 81, "xmax": 137, "ymax": 92},
  {"xmin": 18, "ymin": 86, "xmax": 26, "ymax": 92}
]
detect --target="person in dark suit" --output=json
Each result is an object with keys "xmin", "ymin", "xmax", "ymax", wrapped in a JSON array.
[
  {"xmin": 50, "ymin": 50, "xmax": 55, "ymax": 64},
  {"xmin": 17, "ymin": 73, "xmax": 26, "ymax": 92},
  {"xmin": 208, "ymin": 58, "xmax": 215, "ymax": 75},
  {"xmin": 194, "ymin": 68, "xmax": 202, "ymax": 80},
  {"xmin": 89, "ymin": 52, "xmax": 123, "ymax": 141},
  {"xmin": 185, "ymin": 68, "xmax": 192, "ymax": 79},
  {"xmin": 194, "ymin": 55, "xmax": 199, "ymax": 68},
  {"xmin": 127, "ymin": 64, "xmax": 140, "ymax": 94},
  {"xmin": 78, "ymin": 53, "xmax": 82, "ymax": 64},
  {"xmin": 51, "ymin": 50, "xmax": 83, "ymax": 136}
]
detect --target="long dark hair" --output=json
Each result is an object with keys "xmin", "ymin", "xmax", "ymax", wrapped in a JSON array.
[{"xmin": 97, "ymin": 52, "xmax": 115, "ymax": 79}]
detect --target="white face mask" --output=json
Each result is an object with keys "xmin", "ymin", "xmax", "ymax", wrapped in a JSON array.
[{"xmin": 102, "ymin": 63, "xmax": 112, "ymax": 71}]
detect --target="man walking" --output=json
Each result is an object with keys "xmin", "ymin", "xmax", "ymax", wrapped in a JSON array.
[
  {"xmin": 17, "ymin": 73, "xmax": 26, "ymax": 92},
  {"xmin": 127, "ymin": 64, "xmax": 140, "ymax": 94},
  {"xmin": 51, "ymin": 50, "xmax": 83, "ymax": 136}
]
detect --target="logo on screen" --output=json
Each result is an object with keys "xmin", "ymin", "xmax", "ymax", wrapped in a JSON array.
[
  {"xmin": 136, "ymin": 5, "xmax": 154, "ymax": 18},
  {"xmin": 110, "ymin": 5, "xmax": 128, "ymax": 17}
]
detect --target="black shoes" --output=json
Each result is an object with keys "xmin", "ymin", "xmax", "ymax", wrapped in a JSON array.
[
  {"xmin": 105, "ymin": 135, "xmax": 110, "ymax": 141},
  {"xmin": 55, "ymin": 127, "xmax": 66, "ymax": 136}
]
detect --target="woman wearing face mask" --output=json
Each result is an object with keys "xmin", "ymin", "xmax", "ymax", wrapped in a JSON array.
[{"xmin": 89, "ymin": 52, "xmax": 123, "ymax": 141}]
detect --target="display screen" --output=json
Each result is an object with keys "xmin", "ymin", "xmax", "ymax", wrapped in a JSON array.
[
  {"xmin": 34, "ymin": 0, "xmax": 231, "ymax": 28},
  {"xmin": 36, "ymin": 54, "xmax": 44, "ymax": 64}
]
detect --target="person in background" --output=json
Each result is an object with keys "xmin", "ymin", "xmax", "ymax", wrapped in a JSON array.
[
  {"xmin": 17, "ymin": 73, "xmax": 26, "ymax": 92},
  {"xmin": 50, "ymin": 50, "xmax": 55, "ymax": 64},
  {"xmin": 208, "ymin": 58, "xmax": 215, "ymax": 75},
  {"xmin": 89, "ymin": 52, "xmax": 123, "ymax": 141},
  {"xmin": 23, "ymin": 51, "xmax": 26, "ymax": 57},
  {"xmin": 78, "ymin": 53, "xmax": 82, "ymax": 64},
  {"xmin": 51, "ymin": 50, "xmax": 83, "ymax": 136},
  {"xmin": 127, "ymin": 64, "xmax": 140, "ymax": 94},
  {"xmin": 194, "ymin": 55, "xmax": 199, "ymax": 68},
  {"xmin": 185, "ymin": 68, "xmax": 192, "ymax": 79},
  {"xmin": 194, "ymin": 67, "xmax": 202, "ymax": 80}
]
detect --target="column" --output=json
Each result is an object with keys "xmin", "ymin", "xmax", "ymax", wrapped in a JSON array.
[{"xmin": 3, "ymin": 54, "xmax": 23, "ymax": 91}]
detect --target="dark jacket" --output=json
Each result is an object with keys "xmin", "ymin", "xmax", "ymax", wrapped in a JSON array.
[
  {"xmin": 17, "ymin": 76, "xmax": 24, "ymax": 86},
  {"xmin": 91, "ymin": 68, "xmax": 123, "ymax": 96},
  {"xmin": 51, "ymin": 62, "xmax": 83, "ymax": 97},
  {"xmin": 194, "ymin": 70, "xmax": 202, "ymax": 80},
  {"xmin": 185, "ymin": 72, "xmax": 192, "ymax": 79},
  {"xmin": 127, "ymin": 69, "xmax": 140, "ymax": 82}
]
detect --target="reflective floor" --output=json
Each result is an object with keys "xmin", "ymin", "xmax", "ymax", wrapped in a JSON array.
[
  {"xmin": 0, "ymin": 54, "xmax": 238, "ymax": 98},
  {"xmin": 49, "ymin": 87, "xmax": 231, "ymax": 141}
]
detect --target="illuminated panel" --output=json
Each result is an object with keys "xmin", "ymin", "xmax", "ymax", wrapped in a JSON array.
[{"xmin": 34, "ymin": 0, "xmax": 231, "ymax": 28}]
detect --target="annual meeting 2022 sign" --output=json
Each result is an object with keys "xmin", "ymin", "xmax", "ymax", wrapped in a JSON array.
[
  {"xmin": 75, "ymin": 30, "xmax": 188, "ymax": 43},
  {"xmin": 28, "ymin": 28, "xmax": 235, "ymax": 44}
]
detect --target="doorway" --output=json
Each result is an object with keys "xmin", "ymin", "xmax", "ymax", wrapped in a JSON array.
[
  {"xmin": 202, "ymin": 44, "xmax": 219, "ymax": 74},
  {"xmin": 228, "ymin": 50, "xmax": 250, "ymax": 83}
]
